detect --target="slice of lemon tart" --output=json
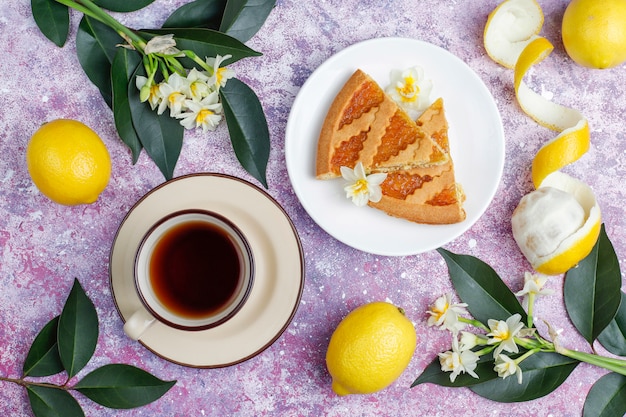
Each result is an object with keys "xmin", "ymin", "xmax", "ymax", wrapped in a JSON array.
[
  {"xmin": 316, "ymin": 69, "xmax": 447, "ymax": 180},
  {"xmin": 315, "ymin": 69, "xmax": 465, "ymax": 224},
  {"xmin": 369, "ymin": 98, "xmax": 466, "ymax": 224}
]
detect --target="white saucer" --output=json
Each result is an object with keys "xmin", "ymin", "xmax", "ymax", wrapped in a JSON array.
[
  {"xmin": 109, "ymin": 173, "xmax": 305, "ymax": 368},
  {"xmin": 285, "ymin": 37, "xmax": 505, "ymax": 256}
]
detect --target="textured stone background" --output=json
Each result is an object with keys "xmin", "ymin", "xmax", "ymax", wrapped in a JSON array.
[{"xmin": 1, "ymin": 0, "xmax": 625, "ymax": 416}]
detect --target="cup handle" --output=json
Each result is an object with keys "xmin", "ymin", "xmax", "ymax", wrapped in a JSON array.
[{"xmin": 123, "ymin": 309, "xmax": 156, "ymax": 341}]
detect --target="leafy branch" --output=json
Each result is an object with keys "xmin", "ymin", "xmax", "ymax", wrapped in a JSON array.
[
  {"xmin": 31, "ymin": 0, "xmax": 275, "ymax": 187},
  {"xmin": 0, "ymin": 279, "xmax": 175, "ymax": 417},
  {"xmin": 413, "ymin": 225, "xmax": 626, "ymax": 417}
]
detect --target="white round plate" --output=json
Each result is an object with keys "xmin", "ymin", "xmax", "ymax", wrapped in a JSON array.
[
  {"xmin": 109, "ymin": 173, "xmax": 305, "ymax": 368},
  {"xmin": 285, "ymin": 37, "xmax": 505, "ymax": 256}
]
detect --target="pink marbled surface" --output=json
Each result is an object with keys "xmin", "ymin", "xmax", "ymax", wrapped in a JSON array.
[{"xmin": 0, "ymin": 0, "xmax": 625, "ymax": 416}]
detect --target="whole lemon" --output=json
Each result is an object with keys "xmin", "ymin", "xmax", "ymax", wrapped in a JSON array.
[
  {"xmin": 26, "ymin": 119, "xmax": 111, "ymax": 205},
  {"xmin": 325, "ymin": 301, "xmax": 417, "ymax": 396},
  {"xmin": 562, "ymin": 0, "xmax": 626, "ymax": 69}
]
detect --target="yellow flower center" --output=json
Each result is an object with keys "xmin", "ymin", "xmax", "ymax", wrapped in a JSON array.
[
  {"xmin": 496, "ymin": 329, "xmax": 510, "ymax": 341},
  {"xmin": 150, "ymin": 84, "xmax": 160, "ymax": 100},
  {"xmin": 216, "ymin": 67, "xmax": 227, "ymax": 85},
  {"xmin": 432, "ymin": 300, "xmax": 450, "ymax": 321},
  {"xmin": 397, "ymin": 75, "xmax": 419, "ymax": 102},
  {"xmin": 354, "ymin": 179, "xmax": 369, "ymax": 194},
  {"xmin": 190, "ymin": 82, "xmax": 202, "ymax": 98},
  {"xmin": 168, "ymin": 92, "xmax": 184, "ymax": 105},
  {"xmin": 196, "ymin": 109, "xmax": 214, "ymax": 124}
]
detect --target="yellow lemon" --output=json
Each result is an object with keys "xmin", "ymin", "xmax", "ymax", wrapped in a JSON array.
[
  {"xmin": 511, "ymin": 171, "xmax": 601, "ymax": 275},
  {"xmin": 325, "ymin": 301, "xmax": 417, "ymax": 396},
  {"xmin": 26, "ymin": 119, "xmax": 111, "ymax": 206},
  {"xmin": 562, "ymin": 0, "xmax": 626, "ymax": 69}
]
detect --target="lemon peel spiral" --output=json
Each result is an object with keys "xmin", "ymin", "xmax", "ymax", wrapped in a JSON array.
[
  {"xmin": 513, "ymin": 37, "xmax": 591, "ymax": 188},
  {"xmin": 484, "ymin": 0, "xmax": 601, "ymax": 274},
  {"xmin": 485, "ymin": 0, "xmax": 591, "ymax": 186}
]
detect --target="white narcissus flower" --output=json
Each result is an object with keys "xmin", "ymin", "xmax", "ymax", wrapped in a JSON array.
[
  {"xmin": 206, "ymin": 54, "xmax": 236, "ymax": 89},
  {"xmin": 427, "ymin": 293, "xmax": 468, "ymax": 333},
  {"xmin": 135, "ymin": 75, "xmax": 162, "ymax": 110},
  {"xmin": 438, "ymin": 338, "xmax": 479, "ymax": 383},
  {"xmin": 176, "ymin": 92, "xmax": 223, "ymax": 132},
  {"xmin": 515, "ymin": 272, "xmax": 554, "ymax": 307},
  {"xmin": 144, "ymin": 34, "xmax": 183, "ymax": 56},
  {"xmin": 340, "ymin": 162, "xmax": 387, "ymax": 207},
  {"xmin": 487, "ymin": 313, "xmax": 525, "ymax": 357},
  {"xmin": 158, "ymin": 72, "xmax": 189, "ymax": 116},
  {"xmin": 494, "ymin": 354, "xmax": 523, "ymax": 384},
  {"xmin": 385, "ymin": 66, "xmax": 433, "ymax": 118},
  {"xmin": 185, "ymin": 68, "xmax": 212, "ymax": 101},
  {"xmin": 459, "ymin": 331, "xmax": 487, "ymax": 351}
]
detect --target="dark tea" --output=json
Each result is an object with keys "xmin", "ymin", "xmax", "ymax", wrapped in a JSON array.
[{"xmin": 149, "ymin": 220, "xmax": 244, "ymax": 319}]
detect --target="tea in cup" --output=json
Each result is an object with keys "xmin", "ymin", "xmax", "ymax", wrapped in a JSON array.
[{"xmin": 123, "ymin": 210, "xmax": 254, "ymax": 340}]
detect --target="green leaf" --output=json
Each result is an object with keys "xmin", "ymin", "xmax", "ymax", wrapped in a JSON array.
[
  {"xmin": 565, "ymin": 224, "xmax": 622, "ymax": 344},
  {"xmin": 583, "ymin": 373, "xmax": 626, "ymax": 417},
  {"xmin": 128, "ymin": 65, "xmax": 184, "ymax": 180},
  {"xmin": 412, "ymin": 353, "xmax": 497, "ymax": 388},
  {"xmin": 23, "ymin": 316, "xmax": 64, "ymax": 377},
  {"xmin": 57, "ymin": 279, "xmax": 98, "ymax": 378},
  {"xmin": 140, "ymin": 28, "xmax": 261, "ymax": 66},
  {"xmin": 76, "ymin": 16, "xmax": 122, "ymax": 109},
  {"xmin": 220, "ymin": 78, "xmax": 270, "ymax": 188},
  {"xmin": 27, "ymin": 385, "xmax": 84, "ymax": 417},
  {"xmin": 31, "ymin": 0, "xmax": 70, "ymax": 47},
  {"xmin": 437, "ymin": 248, "xmax": 527, "ymax": 325},
  {"xmin": 598, "ymin": 292, "xmax": 626, "ymax": 356},
  {"xmin": 93, "ymin": 0, "xmax": 156, "ymax": 12},
  {"xmin": 163, "ymin": 0, "xmax": 227, "ymax": 29},
  {"xmin": 75, "ymin": 364, "xmax": 176, "ymax": 409},
  {"xmin": 219, "ymin": 0, "xmax": 276, "ymax": 42},
  {"xmin": 470, "ymin": 352, "xmax": 579, "ymax": 402},
  {"xmin": 111, "ymin": 48, "xmax": 143, "ymax": 163}
]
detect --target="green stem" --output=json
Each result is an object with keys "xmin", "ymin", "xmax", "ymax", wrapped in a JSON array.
[
  {"xmin": 54, "ymin": 0, "xmax": 146, "ymax": 50},
  {"xmin": 527, "ymin": 293, "xmax": 536, "ymax": 328},
  {"xmin": 515, "ymin": 336, "xmax": 552, "ymax": 351},
  {"xmin": 474, "ymin": 345, "xmax": 496, "ymax": 356},
  {"xmin": 184, "ymin": 50, "xmax": 213, "ymax": 74},
  {"xmin": 559, "ymin": 348, "xmax": 626, "ymax": 376},
  {"xmin": 515, "ymin": 347, "xmax": 541, "ymax": 364},
  {"xmin": 459, "ymin": 317, "xmax": 489, "ymax": 332}
]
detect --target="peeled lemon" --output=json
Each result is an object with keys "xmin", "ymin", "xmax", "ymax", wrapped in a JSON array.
[
  {"xmin": 562, "ymin": 0, "xmax": 626, "ymax": 69},
  {"xmin": 325, "ymin": 302, "xmax": 417, "ymax": 396},
  {"xmin": 26, "ymin": 119, "xmax": 111, "ymax": 206},
  {"xmin": 511, "ymin": 172, "xmax": 601, "ymax": 275}
]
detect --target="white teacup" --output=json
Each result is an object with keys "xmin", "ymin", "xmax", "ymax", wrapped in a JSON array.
[{"xmin": 123, "ymin": 210, "xmax": 254, "ymax": 340}]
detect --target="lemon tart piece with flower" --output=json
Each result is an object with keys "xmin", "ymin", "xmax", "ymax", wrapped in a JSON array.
[
  {"xmin": 318, "ymin": 69, "xmax": 465, "ymax": 224},
  {"xmin": 315, "ymin": 69, "xmax": 447, "ymax": 179}
]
